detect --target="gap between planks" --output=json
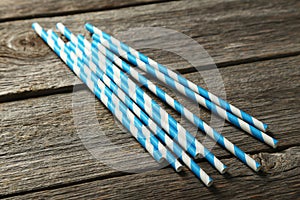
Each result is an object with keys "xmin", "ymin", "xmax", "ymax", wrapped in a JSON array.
[
  {"xmin": 1, "ymin": 0, "xmax": 299, "ymax": 102},
  {"xmin": 1, "ymin": 51, "xmax": 300, "ymax": 103},
  {"xmin": 1, "ymin": 55, "xmax": 299, "ymax": 197},
  {"xmin": 0, "ymin": 0, "xmax": 176, "ymax": 23},
  {"xmin": 1, "ymin": 146, "xmax": 299, "ymax": 199}
]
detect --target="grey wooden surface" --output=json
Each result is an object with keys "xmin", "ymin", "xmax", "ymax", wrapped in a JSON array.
[
  {"xmin": 0, "ymin": 0, "xmax": 299, "ymax": 199},
  {"xmin": 1, "ymin": 0, "xmax": 300, "ymax": 101},
  {"xmin": 0, "ymin": 0, "xmax": 169, "ymax": 22},
  {"xmin": 5, "ymin": 147, "xmax": 299, "ymax": 200}
]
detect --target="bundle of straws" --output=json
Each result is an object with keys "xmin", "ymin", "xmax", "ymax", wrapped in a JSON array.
[{"xmin": 32, "ymin": 22, "xmax": 278, "ymax": 187}]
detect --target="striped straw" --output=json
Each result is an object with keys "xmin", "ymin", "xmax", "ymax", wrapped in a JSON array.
[
  {"xmin": 56, "ymin": 23, "xmax": 228, "ymax": 174},
  {"xmin": 58, "ymin": 37, "xmax": 214, "ymax": 187},
  {"xmin": 75, "ymin": 35, "xmax": 261, "ymax": 172},
  {"xmin": 85, "ymin": 23, "xmax": 268, "ymax": 133},
  {"xmin": 46, "ymin": 29, "xmax": 213, "ymax": 187},
  {"xmin": 91, "ymin": 33, "xmax": 278, "ymax": 149},
  {"xmin": 62, "ymin": 43, "xmax": 213, "ymax": 187},
  {"xmin": 32, "ymin": 23, "xmax": 183, "ymax": 173},
  {"xmin": 52, "ymin": 33, "xmax": 183, "ymax": 173}
]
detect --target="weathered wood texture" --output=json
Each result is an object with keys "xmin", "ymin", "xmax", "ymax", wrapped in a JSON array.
[
  {"xmin": 0, "ymin": 0, "xmax": 169, "ymax": 21},
  {"xmin": 1, "ymin": 0, "xmax": 300, "ymax": 100},
  {"xmin": 1, "ymin": 0, "xmax": 299, "ymax": 198},
  {"xmin": 1, "ymin": 55, "xmax": 299, "ymax": 196},
  {"xmin": 6, "ymin": 146, "xmax": 300, "ymax": 200}
]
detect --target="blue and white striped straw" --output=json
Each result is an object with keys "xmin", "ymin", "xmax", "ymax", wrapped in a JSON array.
[
  {"xmin": 85, "ymin": 23, "xmax": 268, "ymax": 133},
  {"xmin": 57, "ymin": 36, "xmax": 215, "ymax": 186},
  {"xmin": 32, "ymin": 23, "xmax": 183, "ymax": 173},
  {"xmin": 91, "ymin": 32, "xmax": 278, "ymax": 149},
  {"xmin": 50, "ymin": 32, "xmax": 184, "ymax": 173},
  {"xmin": 75, "ymin": 34, "xmax": 261, "ymax": 172},
  {"xmin": 48, "ymin": 30, "xmax": 213, "ymax": 188},
  {"xmin": 57, "ymin": 23, "xmax": 227, "ymax": 173},
  {"xmin": 57, "ymin": 23, "xmax": 228, "ymax": 174}
]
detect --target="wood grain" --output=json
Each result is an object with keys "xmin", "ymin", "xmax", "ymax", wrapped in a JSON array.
[
  {"xmin": 1, "ymin": 55, "xmax": 299, "ymax": 196},
  {"xmin": 0, "ymin": 0, "xmax": 300, "ymax": 100},
  {"xmin": 0, "ymin": 0, "xmax": 169, "ymax": 22},
  {"xmin": 5, "ymin": 146, "xmax": 299, "ymax": 199}
]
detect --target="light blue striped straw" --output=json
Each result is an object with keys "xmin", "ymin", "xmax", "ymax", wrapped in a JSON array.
[
  {"xmin": 65, "ymin": 40, "xmax": 214, "ymax": 185},
  {"xmin": 85, "ymin": 23, "xmax": 268, "ymax": 133},
  {"xmin": 32, "ymin": 23, "xmax": 183, "ymax": 173},
  {"xmin": 91, "ymin": 32, "xmax": 278, "ymax": 149},
  {"xmin": 58, "ymin": 36, "xmax": 215, "ymax": 186},
  {"xmin": 74, "ymin": 34, "xmax": 261, "ymax": 172},
  {"xmin": 56, "ymin": 23, "xmax": 228, "ymax": 174}
]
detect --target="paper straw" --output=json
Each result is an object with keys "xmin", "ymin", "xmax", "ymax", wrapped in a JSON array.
[
  {"xmin": 58, "ymin": 39, "xmax": 215, "ymax": 187},
  {"xmin": 50, "ymin": 30, "xmax": 213, "ymax": 187},
  {"xmin": 85, "ymin": 23, "xmax": 268, "ymax": 133},
  {"xmin": 32, "ymin": 23, "xmax": 183, "ymax": 173},
  {"xmin": 91, "ymin": 33, "xmax": 278, "ymax": 149},
  {"xmin": 75, "ymin": 35, "xmax": 261, "ymax": 172},
  {"xmin": 56, "ymin": 23, "xmax": 228, "ymax": 174},
  {"xmin": 65, "ymin": 41, "xmax": 213, "ymax": 183}
]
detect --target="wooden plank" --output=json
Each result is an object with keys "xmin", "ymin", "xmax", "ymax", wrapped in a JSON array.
[
  {"xmin": 5, "ymin": 146, "xmax": 299, "ymax": 199},
  {"xmin": 0, "ymin": 0, "xmax": 300, "ymax": 100},
  {"xmin": 1, "ymin": 55, "xmax": 299, "ymax": 196},
  {"xmin": 0, "ymin": 0, "xmax": 169, "ymax": 22}
]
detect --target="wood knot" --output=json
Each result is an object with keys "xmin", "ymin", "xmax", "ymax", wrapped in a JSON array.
[
  {"xmin": 254, "ymin": 147, "xmax": 300, "ymax": 175},
  {"xmin": 7, "ymin": 31, "xmax": 49, "ymax": 58}
]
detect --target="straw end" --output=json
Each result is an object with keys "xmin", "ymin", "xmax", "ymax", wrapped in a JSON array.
[
  {"xmin": 158, "ymin": 158, "xmax": 164, "ymax": 164},
  {"xmin": 56, "ymin": 22, "xmax": 65, "ymax": 33},
  {"xmin": 56, "ymin": 22, "xmax": 63, "ymax": 28},
  {"xmin": 195, "ymin": 152, "xmax": 201, "ymax": 159},
  {"xmin": 32, "ymin": 23, "xmax": 43, "ymax": 36},
  {"xmin": 220, "ymin": 165, "xmax": 228, "ymax": 174},
  {"xmin": 273, "ymin": 139, "xmax": 279, "ymax": 148},
  {"xmin": 255, "ymin": 162, "xmax": 262, "ymax": 172},
  {"xmin": 31, "ymin": 22, "xmax": 40, "ymax": 30},
  {"xmin": 263, "ymin": 123, "xmax": 269, "ymax": 132},
  {"xmin": 85, "ymin": 23, "xmax": 94, "ymax": 33},
  {"xmin": 206, "ymin": 177, "xmax": 214, "ymax": 187},
  {"xmin": 176, "ymin": 165, "xmax": 183, "ymax": 173}
]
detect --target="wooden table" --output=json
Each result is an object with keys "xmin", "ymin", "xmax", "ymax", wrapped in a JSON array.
[{"xmin": 0, "ymin": 0, "xmax": 299, "ymax": 199}]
